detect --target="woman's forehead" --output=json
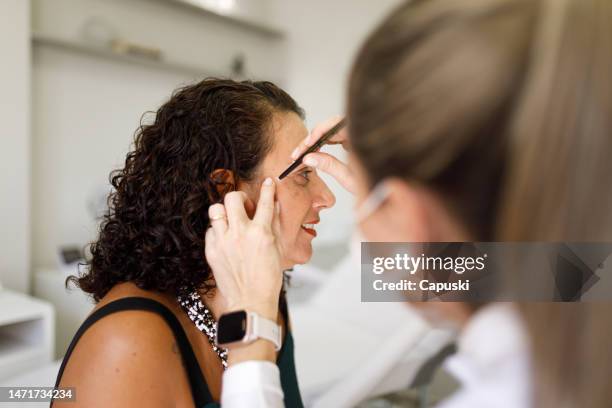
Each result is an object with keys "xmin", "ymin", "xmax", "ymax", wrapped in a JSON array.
[
  {"xmin": 270, "ymin": 111, "xmax": 308, "ymax": 153},
  {"xmin": 261, "ymin": 112, "xmax": 308, "ymax": 175}
]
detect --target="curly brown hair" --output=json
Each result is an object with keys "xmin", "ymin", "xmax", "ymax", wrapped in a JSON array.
[{"xmin": 69, "ymin": 78, "xmax": 304, "ymax": 302}]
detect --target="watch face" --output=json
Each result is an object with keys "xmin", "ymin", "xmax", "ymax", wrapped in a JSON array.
[{"xmin": 217, "ymin": 310, "xmax": 248, "ymax": 344}]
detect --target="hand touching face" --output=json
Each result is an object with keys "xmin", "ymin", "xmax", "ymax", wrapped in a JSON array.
[{"xmin": 252, "ymin": 112, "xmax": 336, "ymax": 269}]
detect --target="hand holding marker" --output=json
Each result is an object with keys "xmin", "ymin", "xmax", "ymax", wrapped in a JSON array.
[{"xmin": 279, "ymin": 117, "xmax": 356, "ymax": 194}]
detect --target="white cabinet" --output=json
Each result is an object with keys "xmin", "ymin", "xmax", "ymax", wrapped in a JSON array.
[{"xmin": 0, "ymin": 290, "xmax": 54, "ymax": 382}]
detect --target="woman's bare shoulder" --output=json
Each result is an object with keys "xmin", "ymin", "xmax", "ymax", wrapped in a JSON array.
[{"xmin": 55, "ymin": 284, "xmax": 190, "ymax": 407}]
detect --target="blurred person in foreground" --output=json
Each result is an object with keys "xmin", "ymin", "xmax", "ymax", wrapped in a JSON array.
[{"xmin": 205, "ymin": 0, "xmax": 612, "ymax": 407}]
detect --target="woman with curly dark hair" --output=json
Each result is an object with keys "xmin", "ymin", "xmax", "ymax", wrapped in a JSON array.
[{"xmin": 52, "ymin": 78, "xmax": 335, "ymax": 408}]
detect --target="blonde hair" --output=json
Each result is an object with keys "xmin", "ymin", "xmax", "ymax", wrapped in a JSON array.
[{"xmin": 348, "ymin": 0, "xmax": 612, "ymax": 406}]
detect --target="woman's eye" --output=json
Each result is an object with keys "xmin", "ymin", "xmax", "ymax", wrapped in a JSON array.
[{"xmin": 296, "ymin": 169, "xmax": 312, "ymax": 184}]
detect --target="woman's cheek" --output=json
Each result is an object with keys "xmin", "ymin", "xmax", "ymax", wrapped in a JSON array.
[{"xmin": 277, "ymin": 181, "xmax": 311, "ymax": 241}]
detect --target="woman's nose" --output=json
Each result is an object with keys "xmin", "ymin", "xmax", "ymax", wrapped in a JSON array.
[{"xmin": 313, "ymin": 177, "xmax": 336, "ymax": 210}]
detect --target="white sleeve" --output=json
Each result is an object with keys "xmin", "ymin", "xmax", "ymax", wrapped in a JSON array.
[{"xmin": 221, "ymin": 361, "xmax": 284, "ymax": 408}]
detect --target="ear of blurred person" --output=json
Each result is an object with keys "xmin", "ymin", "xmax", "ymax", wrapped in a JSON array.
[{"xmin": 348, "ymin": 0, "xmax": 612, "ymax": 406}]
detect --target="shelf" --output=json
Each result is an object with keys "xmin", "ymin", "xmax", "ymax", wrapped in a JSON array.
[{"xmin": 31, "ymin": 31, "xmax": 225, "ymax": 78}]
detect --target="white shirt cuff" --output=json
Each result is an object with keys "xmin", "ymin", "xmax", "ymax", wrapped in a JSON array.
[{"xmin": 221, "ymin": 361, "xmax": 284, "ymax": 408}]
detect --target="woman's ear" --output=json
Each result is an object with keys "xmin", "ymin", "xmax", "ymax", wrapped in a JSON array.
[
  {"xmin": 209, "ymin": 169, "xmax": 236, "ymax": 197},
  {"xmin": 209, "ymin": 169, "xmax": 257, "ymax": 218}
]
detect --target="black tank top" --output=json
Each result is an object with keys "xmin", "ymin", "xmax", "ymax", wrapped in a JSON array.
[{"xmin": 52, "ymin": 296, "xmax": 304, "ymax": 408}]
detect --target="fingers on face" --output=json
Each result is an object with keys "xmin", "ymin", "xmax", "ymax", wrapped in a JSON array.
[
  {"xmin": 291, "ymin": 115, "xmax": 344, "ymax": 160},
  {"xmin": 223, "ymin": 191, "xmax": 249, "ymax": 226},
  {"xmin": 291, "ymin": 141, "xmax": 308, "ymax": 160},
  {"xmin": 208, "ymin": 202, "xmax": 228, "ymax": 234},
  {"xmin": 305, "ymin": 151, "xmax": 355, "ymax": 194},
  {"xmin": 209, "ymin": 180, "xmax": 276, "ymax": 231},
  {"xmin": 205, "ymin": 226, "xmax": 216, "ymax": 247},
  {"xmin": 204, "ymin": 227, "xmax": 221, "ymax": 266},
  {"xmin": 254, "ymin": 178, "xmax": 276, "ymax": 226},
  {"xmin": 309, "ymin": 115, "xmax": 344, "ymax": 145}
]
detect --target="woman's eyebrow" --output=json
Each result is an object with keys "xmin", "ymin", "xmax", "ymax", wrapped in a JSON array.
[
  {"xmin": 286, "ymin": 165, "xmax": 309, "ymax": 177},
  {"xmin": 294, "ymin": 165, "xmax": 313, "ymax": 172}
]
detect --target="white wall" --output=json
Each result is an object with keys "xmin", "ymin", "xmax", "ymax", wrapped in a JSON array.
[
  {"xmin": 32, "ymin": 47, "xmax": 192, "ymax": 269},
  {"xmin": 0, "ymin": 0, "xmax": 31, "ymax": 292}
]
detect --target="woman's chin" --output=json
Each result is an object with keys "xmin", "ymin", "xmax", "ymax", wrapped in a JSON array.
[{"xmin": 282, "ymin": 246, "xmax": 313, "ymax": 269}]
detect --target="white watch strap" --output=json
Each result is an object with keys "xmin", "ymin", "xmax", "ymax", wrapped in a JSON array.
[{"xmin": 248, "ymin": 312, "xmax": 282, "ymax": 351}]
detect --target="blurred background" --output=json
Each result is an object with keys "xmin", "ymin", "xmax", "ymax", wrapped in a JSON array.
[{"xmin": 0, "ymin": 0, "xmax": 456, "ymax": 406}]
